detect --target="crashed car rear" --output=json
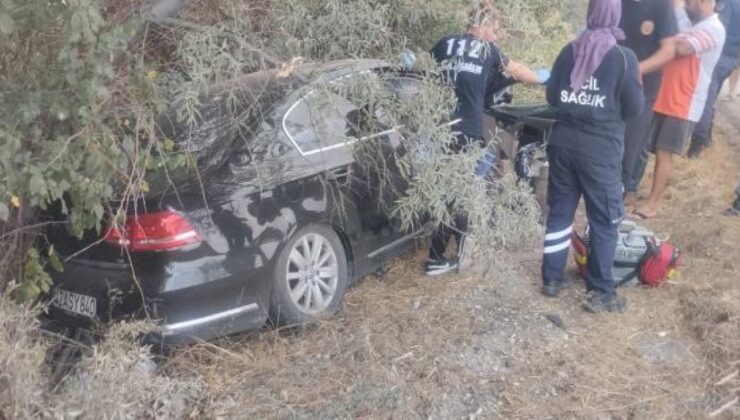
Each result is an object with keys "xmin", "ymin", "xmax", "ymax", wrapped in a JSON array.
[{"xmin": 42, "ymin": 59, "xmax": 431, "ymax": 345}]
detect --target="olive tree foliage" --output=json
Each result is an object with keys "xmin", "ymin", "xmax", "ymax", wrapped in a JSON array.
[
  {"xmin": 311, "ymin": 64, "xmax": 541, "ymax": 252},
  {"xmin": 0, "ymin": 0, "xmax": 575, "ymax": 292},
  {"xmin": 170, "ymin": 0, "xmax": 573, "ymax": 250},
  {"xmin": 0, "ymin": 0, "xmax": 199, "ymax": 294}
]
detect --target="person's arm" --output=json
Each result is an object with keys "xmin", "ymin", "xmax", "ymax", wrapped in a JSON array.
[
  {"xmin": 429, "ymin": 37, "xmax": 444, "ymax": 61},
  {"xmin": 639, "ymin": 0, "xmax": 679, "ymax": 75},
  {"xmin": 674, "ymin": 35, "xmax": 695, "ymax": 56},
  {"xmin": 506, "ymin": 61, "xmax": 545, "ymax": 84},
  {"xmin": 674, "ymin": 27, "xmax": 725, "ymax": 57},
  {"xmin": 621, "ymin": 49, "xmax": 646, "ymax": 120},
  {"xmin": 639, "ymin": 37, "xmax": 677, "ymax": 75}
]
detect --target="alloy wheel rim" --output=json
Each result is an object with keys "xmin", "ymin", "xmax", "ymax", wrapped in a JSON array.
[{"xmin": 286, "ymin": 233, "xmax": 339, "ymax": 314}]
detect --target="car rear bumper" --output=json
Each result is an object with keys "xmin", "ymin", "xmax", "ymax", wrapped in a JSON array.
[
  {"xmin": 41, "ymin": 301, "xmax": 266, "ymax": 349},
  {"xmin": 44, "ymin": 251, "xmax": 271, "ymax": 344}
]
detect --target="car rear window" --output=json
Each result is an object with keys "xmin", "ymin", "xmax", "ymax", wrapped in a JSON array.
[{"xmin": 282, "ymin": 72, "xmax": 426, "ymax": 156}]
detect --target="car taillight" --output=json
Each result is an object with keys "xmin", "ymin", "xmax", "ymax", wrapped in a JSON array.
[{"xmin": 104, "ymin": 211, "xmax": 202, "ymax": 252}]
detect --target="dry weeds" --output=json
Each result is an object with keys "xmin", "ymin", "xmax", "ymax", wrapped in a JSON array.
[
  {"xmin": 0, "ymin": 298, "xmax": 203, "ymax": 419},
  {"xmin": 0, "ymin": 293, "xmax": 47, "ymax": 419}
]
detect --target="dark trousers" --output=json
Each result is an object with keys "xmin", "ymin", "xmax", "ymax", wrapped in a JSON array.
[
  {"xmin": 690, "ymin": 55, "xmax": 736, "ymax": 149},
  {"xmin": 542, "ymin": 146, "xmax": 623, "ymax": 296},
  {"xmin": 429, "ymin": 214, "xmax": 467, "ymax": 260},
  {"xmin": 428, "ymin": 134, "xmax": 487, "ymax": 260},
  {"xmin": 622, "ymin": 97, "xmax": 656, "ymax": 193}
]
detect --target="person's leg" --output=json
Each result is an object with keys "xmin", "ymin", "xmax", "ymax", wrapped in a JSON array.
[
  {"xmin": 427, "ymin": 223, "xmax": 458, "ymax": 275},
  {"xmin": 622, "ymin": 98, "xmax": 655, "ymax": 204},
  {"xmin": 729, "ymin": 68, "xmax": 740, "ymax": 100},
  {"xmin": 639, "ymin": 149, "xmax": 674, "ymax": 216},
  {"xmin": 628, "ymin": 145, "xmax": 651, "ymax": 198},
  {"xmin": 688, "ymin": 56, "xmax": 736, "ymax": 157},
  {"xmin": 429, "ymin": 225, "xmax": 452, "ymax": 261},
  {"xmin": 577, "ymin": 154, "xmax": 623, "ymax": 311},
  {"xmin": 637, "ymin": 115, "xmax": 692, "ymax": 217},
  {"xmin": 541, "ymin": 146, "xmax": 581, "ymax": 297},
  {"xmin": 457, "ymin": 136, "xmax": 489, "ymax": 270},
  {"xmin": 426, "ymin": 133, "xmax": 472, "ymax": 275}
]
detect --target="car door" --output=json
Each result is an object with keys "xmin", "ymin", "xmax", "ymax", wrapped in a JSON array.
[
  {"xmin": 279, "ymin": 72, "xmax": 410, "ymax": 274},
  {"xmin": 342, "ymin": 72, "xmax": 427, "ymax": 264}
]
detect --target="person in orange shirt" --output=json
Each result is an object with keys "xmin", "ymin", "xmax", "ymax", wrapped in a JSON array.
[{"xmin": 634, "ymin": 0, "xmax": 726, "ymax": 219}]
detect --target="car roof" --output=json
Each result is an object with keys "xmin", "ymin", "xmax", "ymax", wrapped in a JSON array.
[{"xmin": 206, "ymin": 59, "xmax": 392, "ymax": 99}]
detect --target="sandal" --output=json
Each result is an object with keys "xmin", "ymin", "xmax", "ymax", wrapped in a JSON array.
[{"xmin": 631, "ymin": 210, "xmax": 656, "ymax": 220}]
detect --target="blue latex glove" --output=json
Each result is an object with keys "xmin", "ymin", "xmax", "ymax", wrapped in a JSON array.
[
  {"xmin": 400, "ymin": 50, "xmax": 417, "ymax": 70},
  {"xmin": 536, "ymin": 68, "xmax": 551, "ymax": 85}
]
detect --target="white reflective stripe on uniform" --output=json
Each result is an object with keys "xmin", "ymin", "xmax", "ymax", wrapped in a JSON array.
[
  {"xmin": 545, "ymin": 225, "xmax": 573, "ymax": 242},
  {"xmin": 544, "ymin": 238, "xmax": 571, "ymax": 254}
]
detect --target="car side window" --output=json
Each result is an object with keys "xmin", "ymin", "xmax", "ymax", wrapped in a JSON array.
[
  {"xmin": 386, "ymin": 75, "xmax": 422, "ymax": 102},
  {"xmin": 283, "ymin": 92, "xmax": 359, "ymax": 156},
  {"xmin": 384, "ymin": 75, "xmax": 424, "ymax": 142}
]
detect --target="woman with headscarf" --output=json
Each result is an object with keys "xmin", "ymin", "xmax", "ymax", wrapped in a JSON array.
[{"xmin": 541, "ymin": 0, "xmax": 644, "ymax": 313}]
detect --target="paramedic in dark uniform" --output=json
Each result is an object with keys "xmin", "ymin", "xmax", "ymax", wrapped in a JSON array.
[
  {"xmin": 541, "ymin": 0, "xmax": 645, "ymax": 312},
  {"xmin": 619, "ymin": 0, "xmax": 679, "ymax": 206},
  {"xmin": 424, "ymin": 3, "xmax": 547, "ymax": 276}
]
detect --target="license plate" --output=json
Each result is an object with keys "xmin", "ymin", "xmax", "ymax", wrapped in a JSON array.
[{"xmin": 50, "ymin": 289, "xmax": 97, "ymax": 319}]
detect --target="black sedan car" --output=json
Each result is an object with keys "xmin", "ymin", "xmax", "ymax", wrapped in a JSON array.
[{"xmin": 44, "ymin": 59, "xmax": 429, "ymax": 344}]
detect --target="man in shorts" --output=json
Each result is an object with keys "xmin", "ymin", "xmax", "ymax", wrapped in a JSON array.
[{"xmin": 635, "ymin": 0, "xmax": 726, "ymax": 219}]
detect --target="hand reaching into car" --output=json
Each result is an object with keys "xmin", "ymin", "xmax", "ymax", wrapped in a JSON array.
[{"xmin": 506, "ymin": 61, "xmax": 550, "ymax": 85}]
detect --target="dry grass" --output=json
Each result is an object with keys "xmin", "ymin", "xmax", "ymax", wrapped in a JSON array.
[
  {"xmin": 0, "ymin": 293, "xmax": 47, "ymax": 419},
  {"xmin": 52, "ymin": 321, "xmax": 203, "ymax": 419},
  {"xmin": 0, "ymin": 298, "xmax": 203, "ymax": 419}
]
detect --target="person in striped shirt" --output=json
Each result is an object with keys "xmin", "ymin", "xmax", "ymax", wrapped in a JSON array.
[{"xmin": 634, "ymin": 0, "xmax": 726, "ymax": 219}]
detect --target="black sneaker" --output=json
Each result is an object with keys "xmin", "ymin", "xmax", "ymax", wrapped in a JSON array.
[
  {"xmin": 425, "ymin": 258, "xmax": 457, "ymax": 276},
  {"xmin": 582, "ymin": 291, "xmax": 627, "ymax": 314},
  {"xmin": 542, "ymin": 280, "xmax": 566, "ymax": 297}
]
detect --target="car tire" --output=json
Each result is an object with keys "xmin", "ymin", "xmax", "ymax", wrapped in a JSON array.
[{"xmin": 269, "ymin": 224, "xmax": 349, "ymax": 326}]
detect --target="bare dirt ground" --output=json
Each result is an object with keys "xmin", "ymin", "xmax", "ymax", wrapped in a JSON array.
[{"xmin": 166, "ymin": 105, "xmax": 740, "ymax": 419}]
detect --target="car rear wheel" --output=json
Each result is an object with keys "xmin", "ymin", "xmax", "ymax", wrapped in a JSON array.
[{"xmin": 269, "ymin": 224, "xmax": 348, "ymax": 326}]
